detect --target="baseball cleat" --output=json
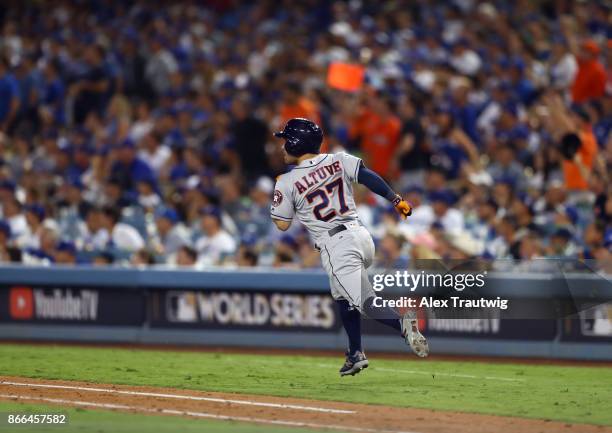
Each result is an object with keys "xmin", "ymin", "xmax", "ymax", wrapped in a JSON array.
[
  {"xmin": 339, "ymin": 350, "xmax": 369, "ymax": 376},
  {"xmin": 401, "ymin": 310, "xmax": 429, "ymax": 358}
]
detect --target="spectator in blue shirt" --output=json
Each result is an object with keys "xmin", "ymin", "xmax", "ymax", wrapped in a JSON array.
[
  {"xmin": 110, "ymin": 138, "xmax": 157, "ymax": 195},
  {"xmin": 70, "ymin": 45, "xmax": 111, "ymax": 124},
  {"xmin": 40, "ymin": 59, "xmax": 66, "ymax": 126},
  {"xmin": 0, "ymin": 57, "xmax": 20, "ymax": 132}
]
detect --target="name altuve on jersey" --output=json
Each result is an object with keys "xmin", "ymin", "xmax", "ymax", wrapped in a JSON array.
[{"xmin": 294, "ymin": 161, "xmax": 342, "ymax": 194}]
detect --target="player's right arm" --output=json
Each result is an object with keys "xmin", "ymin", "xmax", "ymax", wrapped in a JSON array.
[
  {"xmin": 270, "ymin": 176, "xmax": 294, "ymax": 231},
  {"xmin": 340, "ymin": 152, "xmax": 412, "ymax": 219},
  {"xmin": 357, "ymin": 163, "xmax": 412, "ymax": 219}
]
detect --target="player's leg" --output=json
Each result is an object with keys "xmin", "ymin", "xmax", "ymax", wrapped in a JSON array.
[
  {"xmin": 336, "ymin": 298, "xmax": 362, "ymax": 354},
  {"xmin": 357, "ymin": 227, "xmax": 429, "ymax": 357},
  {"xmin": 320, "ymin": 235, "xmax": 369, "ymax": 376},
  {"xmin": 354, "ymin": 226, "xmax": 402, "ymax": 331}
]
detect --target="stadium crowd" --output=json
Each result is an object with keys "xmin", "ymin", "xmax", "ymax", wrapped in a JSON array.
[{"xmin": 0, "ymin": 0, "xmax": 610, "ymax": 271}]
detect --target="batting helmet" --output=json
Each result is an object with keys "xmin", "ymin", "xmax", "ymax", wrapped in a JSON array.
[{"xmin": 274, "ymin": 118, "xmax": 323, "ymax": 157}]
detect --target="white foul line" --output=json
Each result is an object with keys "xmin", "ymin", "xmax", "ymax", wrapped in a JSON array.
[
  {"xmin": 0, "ymin": 381, "xmax": 354, "ymax": 414},
  {"xmin": 0, "ymin": 393, "xmax": 420, "ymax": 433}
]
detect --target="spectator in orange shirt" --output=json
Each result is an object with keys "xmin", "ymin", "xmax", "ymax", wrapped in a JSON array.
[
  {"xmin": 571, "ymin": 40, "xmax": 606, "ymax": 104},
  {"xmin": 279, "ymin": 82, "xmax": 320, "ymax": 126},
  {"xmin": 349, "ymin": 92, "xmax": 401, "ymax": 178},
  {"xmin": 561, "ymin": 107, "xmax": 598, "ymax": 190}
]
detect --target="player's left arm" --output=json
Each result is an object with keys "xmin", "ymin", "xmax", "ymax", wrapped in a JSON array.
[
  {"xmin": 356, "ymin": 162, "xmax": 412, "ymax": 219},
  {"xmin": 271, "ymin": 177, "xmax": 294, "ymax": 231}
]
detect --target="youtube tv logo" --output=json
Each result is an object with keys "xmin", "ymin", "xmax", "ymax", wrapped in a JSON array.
[{"xmin": 9, "ymin": 287, "xmax": 34, "ymax": 320}]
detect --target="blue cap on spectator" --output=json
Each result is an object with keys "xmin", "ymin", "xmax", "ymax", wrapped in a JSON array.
[
  {"xmin": 0, "ymin": 220, "xmax": 11, "ymax": 238},
  {"xmin": 117, "ymin": 138, "xmax": 136, "ymax": 150},
  {"xmin": 25, "ymin": 204, "xmax": 45, "ymax": 221},
  {"xmin": 156, "ymin": 208, "xmax": 179, "ymax": 223},
  {"xmin": 496, "ymin": 177, "xmax": 516, "ymax": 189},
  {"xmin": 429, "ymin": 189, "xmax": 454, "ymax": 205},
  {"xmin": 199, "ymin": 206, "xmax": 222, "ymax": 222},
  {"xmin": 56, "ymin": 241, "xmax": 77, "ymax": 255}
]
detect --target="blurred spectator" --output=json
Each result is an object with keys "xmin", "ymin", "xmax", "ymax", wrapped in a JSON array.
[
  {"xmin": 138, "ymin": 131, "xmax": 170, "ymax": 175},
  {"xmin": 0, "ymin": 56, "xmax": 20, "ymax": 132},
  {"xmin": 100, "ymin": 207, "xmax": 145, "ymax": 252},
  {"xmin": 110, "ymin": 138, "xmax": 157, "ymax": 195},
  {"xmin": 349, "ymin": 91, "xmax": 400, "ymax": 177},
  {"xmin": 236, "ymin": 244, "xmax": 259, "ymax": 267},
  {"xmin": 571, "ymin": 40, "xmax": 607, "ymax": 104},
  {"xmin": 549, "ymin": 38, "xmax": 577, "ymax": 90},
  {"xmin": 153, "ymin": 208, "xmax": 191, "ymax": 258},
  {"xmin": 395, "ymin": 96, "xmax": 428, "ymax": 188},
  {"xmin": 0, "ymin": 219, "xmax": 11, "ymax": 261},
  {"xmin": 70, "ymin": 45, "xmax": 111, "ymax": 125},
  {"xmin": 409, "ymin": 190, "xmax": 464, "ymax": 235},
  {"xmin": 145, "ymin": 37, "xmax": 178, "ymax": 97},
  {"xmin": 195, "ymin": 206, "xmax": 236, "ymax": 266},
  {"xmin": 279, "ymin": 82, "xmax": 320, "ymax": 128},
  {"xmin": 377, "ymin": 232, "xmax": 409, "ymax": 269},
  {"xmin": 176, "ymin": 245, "xmax": 197, "ymax": 267},
  {"xmin": 130, "ymin": 249, "xmax": 155, "ymax": 266},
  {"xmin": 54, "ymin": 241, "xmax": 77, "ymax": 265},
  {"xmin": 231, "ymin": 96, "xmax": 270, "ymax": 180}
]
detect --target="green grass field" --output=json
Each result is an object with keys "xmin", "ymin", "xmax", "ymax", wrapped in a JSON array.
[{"xmin": 0, "ymin": 344, "xmax": 610, "ymax": 429}]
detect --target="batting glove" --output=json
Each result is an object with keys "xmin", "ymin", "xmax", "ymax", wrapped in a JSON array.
[{"xmin": 392, "ymin": 194, "xmax": 412, "ymax": 219}]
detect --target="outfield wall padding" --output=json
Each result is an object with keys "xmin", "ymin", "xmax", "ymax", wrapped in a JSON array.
[{"xmin": 0, "ymin": 265, "xmax": 611, "ymax": 360}]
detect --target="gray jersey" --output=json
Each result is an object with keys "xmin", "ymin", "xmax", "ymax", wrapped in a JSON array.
[{"xmin": 271, "ymin": 152, "xmax": 362, "ymax": 244}]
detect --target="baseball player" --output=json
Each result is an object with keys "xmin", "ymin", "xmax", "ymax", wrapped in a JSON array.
[{"xmin": 271, "ymin": 118, "xmax": 429, "ymax": 377}]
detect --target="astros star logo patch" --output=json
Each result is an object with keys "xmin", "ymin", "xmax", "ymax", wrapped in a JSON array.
[{"xmin": 273, "ymin": 189, "xmax": 283, "ymax": 207}]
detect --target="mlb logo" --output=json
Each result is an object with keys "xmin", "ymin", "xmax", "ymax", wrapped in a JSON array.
[{"xmin": 9, "ymin": 287, "xmax": 34, "ymax": 320}]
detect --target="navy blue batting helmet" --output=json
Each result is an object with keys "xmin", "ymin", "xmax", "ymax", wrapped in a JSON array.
[{"xmin": 274, "ymin": 118, "xmax": 323, "ymax": 157}]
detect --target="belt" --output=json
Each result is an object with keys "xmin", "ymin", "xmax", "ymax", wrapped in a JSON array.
[
  {"xmin": 328, "ymin": 224, "xmax": 348, "ymax": 237},
  {"xmin": 315, "ymin": 224, "xmax": 348, "ymax": 251}
]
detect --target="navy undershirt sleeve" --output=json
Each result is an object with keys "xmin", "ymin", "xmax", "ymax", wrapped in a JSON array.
[{"xmin": 356, "ymin": 162, "xmax": 396, "ymax": 202}]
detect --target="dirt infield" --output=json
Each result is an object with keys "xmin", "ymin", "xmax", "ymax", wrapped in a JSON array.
[{"xmin": 0, "ymin": 376, "xmax": 609, "ymax": 433}]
